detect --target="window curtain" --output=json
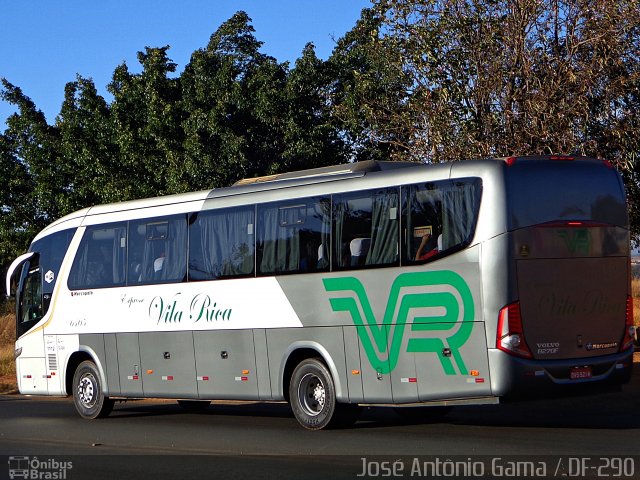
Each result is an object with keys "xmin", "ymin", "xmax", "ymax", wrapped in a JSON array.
[
  {"xmin": 441, "ymin": 181, "xmax": 479, "ymax": 250},
  {"xmin": 366, "ymin": 190, "xmax": 399, "ymax": 266},
  {"xmin": 111, "ymin": 226, "xmax": 127, "ymax": 284},
  {"xmin": 140, "ymin": 231, "xmax": 164, "ymax": 282},
  {"xmin": 193, "ymin": 208, "xmax": 254, "ymax": 279},
  {"xmin": 69, "ymin": 238, "xmax": 90, "ymax": 288},
  {"xmin": 160, "ymin": 217, "xmax": 187, "ymax": 281},
  {"xmin": 332, "ymin": 201, "xmax": 346, "ymax": 269},
  {"xmin": 140, "ymin": 216, "xmax": 187, "ymax": 283},
  {"xmin": 404, "ymin": 187, "xmax": 415, "ymax": 261},
  {"xmin": 260, "ymin": 206, "xmax": 301, "ymax": 274},
  {"xmin": 317, "ymin": 199, "xmax": 331, "ymax": 270}
]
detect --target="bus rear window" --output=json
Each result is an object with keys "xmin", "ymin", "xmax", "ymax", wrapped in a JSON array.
[{"xmin": 507, "ymin": 161, "xmax": 628, "ymax": 230}]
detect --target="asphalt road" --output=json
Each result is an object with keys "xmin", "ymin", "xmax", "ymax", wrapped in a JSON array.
[{"xmin": 1, "ymin": 370, "xmax": 639, "ymax": 480}]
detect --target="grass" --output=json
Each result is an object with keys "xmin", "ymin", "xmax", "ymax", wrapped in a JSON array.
[
  {"xmin": 0, "ymin": 304, "xmax": 16, "ymax": 392},
  {"xmin": 633, "ymin": 279, "xmax": 640, "ymax": 327}
]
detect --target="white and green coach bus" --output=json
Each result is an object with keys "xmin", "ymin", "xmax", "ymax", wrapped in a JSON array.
[{"xmin": 5, "ymin": 156, "xmax": 635, "ymax": 429}]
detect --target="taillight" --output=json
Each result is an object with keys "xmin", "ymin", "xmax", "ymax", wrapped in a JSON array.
[
  {"xmin": 621, "ymin": 295, "xmax": 635, "ymax": 351},
  {"xmin": 497, "ymin": 302, "xmax": 532, "ymax": 358}
]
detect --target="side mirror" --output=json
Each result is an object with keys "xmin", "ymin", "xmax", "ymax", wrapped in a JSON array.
[{"xmin": 5, "ymin": 252, "xmax": 34, "ymax": 298}]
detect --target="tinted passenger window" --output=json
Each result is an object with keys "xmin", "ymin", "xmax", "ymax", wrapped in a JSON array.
[
  {"xmin": 29, "ymin": 229, "xmax": 75, "ymax": 313},
  {"xmin": 257, "ymin": 197, "xmax": 331, "ymax": 275},
  {"xmin": 403, "ymin": 178, "xmax": 481, "ymax": 263},
  {"xmin": 189, "ymin": 206, "xmax": 255, "ymax": 280},
  {"xmin": 128, "ymin": 215, "xmax": 187, "ymax": 284},
  {"xmin": 332, "ymin": 188, "xmax": 399, "ymax": 269},
  {"xmin": 68, "ymin": 224, "xmax": 127, "ymax": 289}
]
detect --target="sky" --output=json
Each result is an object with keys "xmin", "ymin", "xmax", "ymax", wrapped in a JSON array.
[{"xmin": 0, "ymin": 0, "xmax": 371, "ymax": 125}]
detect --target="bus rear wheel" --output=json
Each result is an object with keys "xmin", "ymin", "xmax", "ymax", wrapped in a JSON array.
[
  {"xmin": 72, "ymin": 360, "xmax": 114, "ymax": 419},
  {"xmin": 289, "ymin": 358, "xmax": 360, "ymax": 430}
]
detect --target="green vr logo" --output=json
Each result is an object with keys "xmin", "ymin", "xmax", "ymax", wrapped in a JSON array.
[{"xmin": 323, "ymin": 271, "xmax": 475, "ymax": 376}]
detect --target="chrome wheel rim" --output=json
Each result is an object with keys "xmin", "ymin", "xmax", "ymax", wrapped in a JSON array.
[
  {"xmin": 77, "ymin": 373, "xmax": 97, "ymax": 408},
  {"xmin": 297, "ymin": 372, "xmax": 326, "ymax": 417}
]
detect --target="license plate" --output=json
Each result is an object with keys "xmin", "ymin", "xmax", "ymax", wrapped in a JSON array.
[{"xmin": 570, "ymin": 366, "xmax": 592, "ymax": 380}]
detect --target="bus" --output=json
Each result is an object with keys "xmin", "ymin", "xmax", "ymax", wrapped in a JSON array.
[{"xmin": 5, "ymin": 156, "xmax": 635, "ymax": 430}]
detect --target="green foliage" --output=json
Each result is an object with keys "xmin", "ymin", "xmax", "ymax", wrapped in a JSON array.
[
  {"xmin": 337, "ymin": 0, "xmax": 640, "ymax": 238},
  {"xmin": 328, "ymin": 8, "xmax": 411, "ymax": 162}
]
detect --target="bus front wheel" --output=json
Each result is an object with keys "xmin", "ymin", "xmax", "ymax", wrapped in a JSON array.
[
  {"xmin": 289, "ymin": 358, "xmax": 341, "ymax": 430},
  {"xmin": 72, "ymin": 360, "xmax": 114, "ymax": 419}
]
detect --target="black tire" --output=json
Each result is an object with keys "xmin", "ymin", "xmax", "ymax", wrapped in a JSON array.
[
  {"xmin": 177, "ymin": 400, "xmax": 211, "ymax": 412},
  {"xmin": 289, "ymin": 358, "xmax": 345, "ymax": 430},
  {"xmin": 72, "ymin": 360, "xmax": 114, "ymax": 419}
]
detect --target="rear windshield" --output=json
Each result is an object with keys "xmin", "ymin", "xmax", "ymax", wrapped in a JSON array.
[{"xmin": 507, "ymin": 161, "xmax": 628, "ymax": 230}]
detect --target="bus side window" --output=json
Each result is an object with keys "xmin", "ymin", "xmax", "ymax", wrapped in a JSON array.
[
  {"xmin": 68, "ymin": 224, "xmax": 127, "ymax": 289},
  {"xmin": 332, "ymin": 188, "xmax": 399, "ymax": 270},
  {"xmin": 189, "ymin": 206, "xmax": 255, "ymax": 281},
  {"xmin": 257, "ymin": 196, "xmax": 330, "ymax": 275},
  {"xmin": 128, "ymin": 215, "xmax": 187, "ymax": 285},
  {"xmin": 402, "ymin": 179, "xmax": 481, "ymax": 263}
]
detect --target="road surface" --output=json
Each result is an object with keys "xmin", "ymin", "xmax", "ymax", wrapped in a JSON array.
[{"xmin": 1, "ymin": 370, "xmax": 638, "ymax": 479}]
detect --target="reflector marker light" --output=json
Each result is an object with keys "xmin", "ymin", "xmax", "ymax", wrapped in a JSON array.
[
  {"xmin": 162, "ymin": 375, "xmax": 174, "ymax": 381},
  {"xmin": 400, "ymin": 377, "xmax": 418, "ymax": 383},
  {"xmin": 351, "ymin": 370, "xmax": 361, "ymax": 375},
  {"xmin": 197, "ymin": 376, "xmax": 210, "ymax": 381}
]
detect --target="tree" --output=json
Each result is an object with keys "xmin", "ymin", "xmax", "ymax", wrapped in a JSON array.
[
  {"xmin": 56, "ymin": 76, "xmax": 119, "ymax": 207},
  {"xmin": 344, "ymin": 0, "xmax": 640, "ymax": 238},
  {"xmin": 181, "ymin": 12, "xmax": 292, "ymax": 188},
  {"xmin": 281, "ymin": 43, "xmax": 346, "ymax": 172},
  {"xmin": 0, "ymin": 131, "xmax": 36, "ymax": 291},
  {"xmin": 108, "ymin": 46, "xmax": 184, "ymax": 199},
  {"xmin": 0, "ymin": 79, "xmax": 66, "ymax": 227},
  {"xmin": 328, "ymin": 8, "xmax": 412, "ymax": 162}
]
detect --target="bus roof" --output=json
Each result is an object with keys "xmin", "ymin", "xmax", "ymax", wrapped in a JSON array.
[
  {"xmin": 233, "ymin": 160, "xmax": 419, "ymax": 186},
  {"xmin": 36, "ymin": 155, "xmax": 614, "ymax": 238}
]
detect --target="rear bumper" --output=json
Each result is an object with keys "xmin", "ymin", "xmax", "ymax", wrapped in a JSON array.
[{"xmin": 488, "ymin": 348, "xmax": 634, "ymax": 397}]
